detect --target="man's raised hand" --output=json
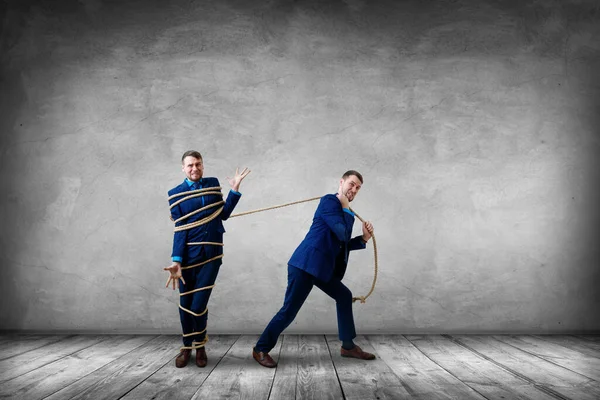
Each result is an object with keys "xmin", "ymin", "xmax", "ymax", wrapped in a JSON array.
[{"xmin": 227, "ymin": 167, "xmax": 251, "ymax": 192}]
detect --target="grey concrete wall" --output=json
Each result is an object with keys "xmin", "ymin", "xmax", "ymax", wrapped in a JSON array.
[{"xmin": 1, "ymin": 0, "xmax": 599, "ymax": 334}]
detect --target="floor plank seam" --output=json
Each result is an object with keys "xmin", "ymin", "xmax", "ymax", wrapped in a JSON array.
[
  {"xmin": 370, "ymin": 335, "xmax": 433, "ymax": 399},
  {"xmin": 574, "ymin": 335, "xmax": 600, "ymax": 343},
  {"xmin": 324, "ymin": 335, "xmax": 346, "ymax": 400},
  {"xmin": 56, "ymin": 335, "xmax": 159, "ymax": 400},
  {"xmin": 266, "ymin": 334, "xmax": 291, "ymax": 400},
  {"xmin": 443, "ymin": 335, "xmax": 571, "ymax": 400},
  {"xmin": 117, "ymin": 336, "xmax": 178, "ymax": 400},
  {"xmin": 42, "ymin": 335, "xmax": 165, "ymax": 400},
  {"xmin": 550, "ymin": 334, "xmax": 600, "ymax": 352},
  {"xmin": 403, "ymin": 335, "xmax": 492, "ymax": 400},
  {"xmin": 4, "ymin": 334, "xmax": 598, "ymax": 400},
  {"xmin": 293, "ymin": 336, "xmax": 298, "ymax": 400},
  {"xmin": 0, "ymin": 335, "xmax": 111, "ymax": 386},
  {"xmin": 493, "ymin": 335, "xmax": 600, "ymax": 383},
  {"xmin": 118, "ymin": 357, "xmax": 177, "ymax": 400},
  {"xmin": 190, "ymin": 334, "xmax": 241, "ymax": 400},
  {"xmin": 0, "ymin": 335, "xmax": 75, "ymax": 362}
]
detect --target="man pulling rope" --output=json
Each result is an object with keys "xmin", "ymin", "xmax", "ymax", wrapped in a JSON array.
[{"xmin": 252, "ymin": 170, "xmax": 376, "ymax": 368}]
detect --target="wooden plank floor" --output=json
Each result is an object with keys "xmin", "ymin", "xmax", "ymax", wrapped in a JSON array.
[{"xmin": 0, "ymin": 334, "xmax": 598, "ymax": 399}]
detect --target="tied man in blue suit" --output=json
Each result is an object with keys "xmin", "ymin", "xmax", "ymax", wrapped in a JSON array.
[
  {"xmin": 164, "ymin": 150, "xmax": 250, "ymax": 368},
  {"xmin": 253, "ymin": 170, "xmax": 376, "ymax": 368}
]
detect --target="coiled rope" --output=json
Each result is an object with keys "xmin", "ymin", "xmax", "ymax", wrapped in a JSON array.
[{"xmin": 168, "ymin": 187, "xmax": 379, "ymax": 349}]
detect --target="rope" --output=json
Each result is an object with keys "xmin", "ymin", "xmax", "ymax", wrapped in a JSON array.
[
  {"xmin": 183, "ymin": 328, "xmax": 207, "ymax": 338},
  {"xmin": 180, "ymin": 284, "xmax": 216, "ymax": 297},
  {"xmin": 347, "ymin": 209, "xmax": 378, "ymax": 303},
  {"xmin": 172, "ymin": 188, "xmax": 225, "ymax": 350},
  {"xmin": 228, "ymin": 196, "xmax": 323, "ymax": 218},
  {"xmin": 179, "ymin": 335, "xmax": 209, "ymax": 350},
  {"xmin": 174, "ymin": 205, "xmax": 224, "ymax": 232},
  {"xmin": 229, "ymin": 197, "xmax": 378, "ymax": 303},
  {"xmin": 174, "ymin": 201, "xmax": 223, "ymax": 224},
  {"xmin": 179, "ymin": 304, "xmax": 208, "ymax": 317},
  {"xmin": 181, "ymin": 254, "xmax": 224, "ymax": 270},
  {"xmin": 171, "ymin": 186, "xmax": 379, "ymax": 350}
]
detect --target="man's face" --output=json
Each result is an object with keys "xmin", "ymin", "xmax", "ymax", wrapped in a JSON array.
[
  {"xmin": 340, "ymin": 175, "xmax": 362, "ymax": 202},
  {"xmin": 182, "ymin": 156, "xmax": 204, "ymax": 182}
]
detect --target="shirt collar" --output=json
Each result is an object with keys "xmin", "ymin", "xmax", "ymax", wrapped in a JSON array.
[{"xmin": 186, "ymin": 178, "xmax": 203, "ymax": 187}]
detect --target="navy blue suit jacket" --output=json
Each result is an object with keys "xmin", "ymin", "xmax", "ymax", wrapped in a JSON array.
[
  {"xmin": 288, "ymin": 194, "xmax": 366, "ymax": 282},
  {"xmin": 168, "ymin": 177, "xmax": 241, "ymax": 266}
]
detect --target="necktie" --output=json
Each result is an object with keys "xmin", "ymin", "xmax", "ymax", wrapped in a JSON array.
[{"xmin": 193, "ymin": 181, "xmax": 204, "ymax": 207}]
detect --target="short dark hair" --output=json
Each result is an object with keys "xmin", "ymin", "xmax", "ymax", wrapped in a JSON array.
[
  {"xmin": 342, "ymin": 170, "xmax": 363, "ymax": 184},
  {"xmin": 181, "ymin": 150, "xmax": 202, "ymax": 164}
]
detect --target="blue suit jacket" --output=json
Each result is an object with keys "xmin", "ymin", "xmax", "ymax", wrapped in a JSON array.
[
  {"xmin": 168, "ymin": 177, "xmax": 241, "ymax": 266},
  {"xmin": 288, "ymin": 194, "xmax": 366, "ymax": 282}
]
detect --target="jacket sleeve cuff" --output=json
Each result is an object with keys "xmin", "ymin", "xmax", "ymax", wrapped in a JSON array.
[
  {"xmin": 172, "ymin": 256, "xmax": 182, "ymax": 263},
  {"xmin": 230, "ymin": 189, "xmax": 242, "ymax": 196}
]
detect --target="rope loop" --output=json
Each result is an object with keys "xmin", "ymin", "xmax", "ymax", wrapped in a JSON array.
[{"xmin": 171, "ymin": 189, "xmax": 378, "ymax": 305}]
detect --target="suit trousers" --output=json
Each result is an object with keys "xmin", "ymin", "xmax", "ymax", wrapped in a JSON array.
[
  {"xmin": 255, "ymin": 265, "xmax": 356, "ymax": 353},
  {"xmin": 178, "ymin": 258, "xmax": 221, "ymax": 347}
]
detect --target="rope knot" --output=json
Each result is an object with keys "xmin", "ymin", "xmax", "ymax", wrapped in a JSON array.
[{"xmin": 352, "ymin": 296, "xmax": 366, "ymax": 304}]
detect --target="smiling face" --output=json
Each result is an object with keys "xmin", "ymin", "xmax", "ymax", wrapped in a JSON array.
[
  {"xmin": 182, "ymin": 156, "xmax": 204, "ymax": 182},
  {"xmin": 339, "ymin": 174, "xmax": 362, "ymax": 202}
]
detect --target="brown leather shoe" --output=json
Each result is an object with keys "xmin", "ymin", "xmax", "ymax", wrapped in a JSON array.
[
  {"xmin": 175, "ymin": 349, "xmax": 192, "ymax": 368},
  {"xmin": 196, "ymin": 347, "xmax": 207, "ymax": 368},
  {"xmin": 252, "ymin": 348, "xmax": 277, "ymax": 368},
  {"xmin": 340, "ymin": 345, "xmax": 376, "ymax": 360}
]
